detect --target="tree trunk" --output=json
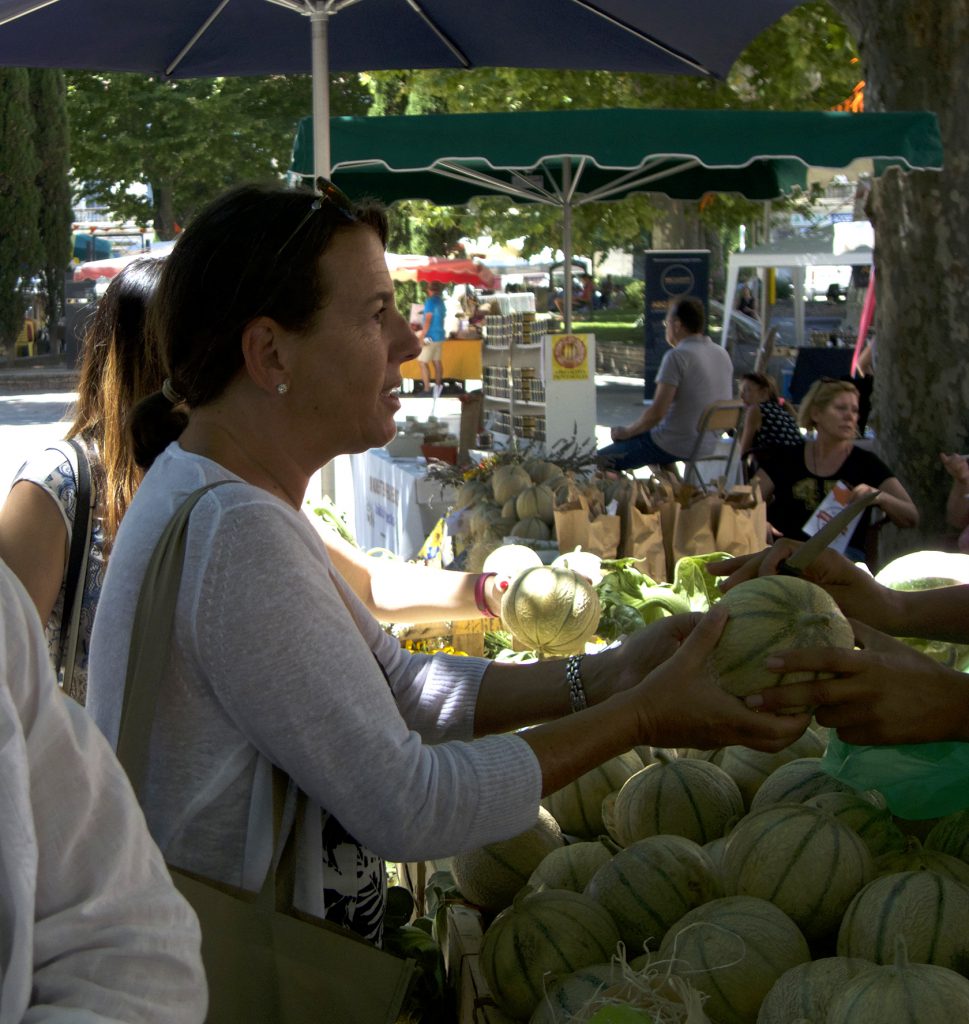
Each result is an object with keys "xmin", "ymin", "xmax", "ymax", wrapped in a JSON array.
[
  {"xmin": 153, "ymin": 184, "xmax": 177, "ymax": 240},
  {"xmin": 834, "ymin": 0, "xmax": 969, "ymax": 558}
]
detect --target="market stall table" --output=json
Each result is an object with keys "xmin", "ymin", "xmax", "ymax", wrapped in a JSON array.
[
  {"xmin": 401, "ymin": 337, "xmax": 483, "ymax": 388},
  {"xmin": 350, "ymin": 449, "xmax": 456, "ymax": 559}
]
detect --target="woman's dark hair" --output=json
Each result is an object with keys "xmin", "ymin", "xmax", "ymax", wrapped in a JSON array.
[
  {"xmin": 671, "ymin": 296, "xmax": 704, "ymax": 335},
  {"xmin": 68, "ymin": 257, "xmax": 164, "ymax": 540},
  {"xmin": 741, "ymin": 372, "xmax": 779, "ymax": 402},
  {"xmin": 130, "ymin": 181, "xmax": 388, "ymax": 469}
]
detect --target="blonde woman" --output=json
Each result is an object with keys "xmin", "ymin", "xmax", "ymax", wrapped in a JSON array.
[{"xmin": 751, "ymin": 377, "xmax": 918, "ymax": 564}]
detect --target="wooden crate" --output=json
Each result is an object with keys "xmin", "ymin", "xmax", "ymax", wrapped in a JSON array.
[
  {"xmin": 396, "ymin": 617, "xmax": 501, "ymax": 657},
  {"xmin": 395, "ymin": 863, "xmax": 512, "ymax": 1024}
]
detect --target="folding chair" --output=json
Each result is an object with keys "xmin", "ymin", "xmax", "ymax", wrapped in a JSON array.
[{"xmin": 679, "ymin": 399, "xmax": 746, "ymax": 489}]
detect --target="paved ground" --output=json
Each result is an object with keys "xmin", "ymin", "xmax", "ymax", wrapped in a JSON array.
[{"xmin": 0, "ymin": 371, "xmax": 648, "ymax": 498}]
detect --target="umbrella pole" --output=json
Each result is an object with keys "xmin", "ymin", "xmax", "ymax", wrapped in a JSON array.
[
  {"xmin": 311, "ymin": 8, "xmax": 331, "ymax": 178},
  {"xmin": 562, "ymin": 162, "xmax": 573, "ymax": 333}
]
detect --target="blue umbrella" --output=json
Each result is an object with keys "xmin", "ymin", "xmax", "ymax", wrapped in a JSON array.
[{"xmin": 0, "ymin": 0, "xmax": 803, "ymax": 175}]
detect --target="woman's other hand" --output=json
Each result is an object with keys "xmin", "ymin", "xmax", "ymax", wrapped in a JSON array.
[
  {"xmin": 745, "ymin": 620, "xmax": 969, "ymax": 745},
  {"xmin": 941, "ymin": 451, "xmax": 969, "ymax": 485},
  {"xmin": 708, "ymin": 541, "xmax": 902, "ymax": 633},
  {"xmin": 625, "ymin": 607, "xmax": 810, "ymax": 753}
]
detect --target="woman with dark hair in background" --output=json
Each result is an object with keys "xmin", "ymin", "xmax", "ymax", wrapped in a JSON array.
[
  {"xmin": 737, "ymin": 371, "xmax": 802, "ymax": 458},
  {"xmin": 89, "ymin": 180, "xmax": 806, "ymax": 944},
  {"xmin": 0, "ymin": 259, "xmax": 165, "ymax": 703}
]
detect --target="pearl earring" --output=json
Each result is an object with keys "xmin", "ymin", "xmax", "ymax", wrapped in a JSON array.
[{"xmin": 276, "ymin": 382, "xmax": 289, "ymax": 395}]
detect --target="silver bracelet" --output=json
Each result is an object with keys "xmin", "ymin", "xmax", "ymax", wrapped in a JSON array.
[{"xmin": 565, "ymin": 654, "xmax": 588, "ymax": 713}]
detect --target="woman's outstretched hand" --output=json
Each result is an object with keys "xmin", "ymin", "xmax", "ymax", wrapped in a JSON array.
[{"xmin": 626, "ymin": 607, "xmax": 811, "ymax": 753}]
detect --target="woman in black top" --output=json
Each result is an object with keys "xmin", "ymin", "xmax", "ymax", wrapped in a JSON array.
[
  {"xmin": 752, "ymin": 378, "xmax": 918, "ymax": 564},
  {"xmin": 738, "ymin": 372, "xmax": 802, "ymax": 456}
]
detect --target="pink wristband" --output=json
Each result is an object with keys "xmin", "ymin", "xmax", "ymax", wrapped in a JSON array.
[{"xmin": 474, "ymin": 573, "xmax": 497, "ymax": 616}]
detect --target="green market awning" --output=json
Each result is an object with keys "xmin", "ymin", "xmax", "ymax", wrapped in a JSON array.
[
  {"xmin": 291, "ymin": 107, "xmax": 942, "ymax": 325},
  {"xmin": 292, "ymin": 108, "xmax": 941, "ymax": 203}
]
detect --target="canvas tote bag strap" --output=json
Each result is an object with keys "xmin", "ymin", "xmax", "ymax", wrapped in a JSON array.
[
  {"xmin": 116, "ymin": 481, "xmax": 233, "ymax": 796},
  {"xmin": 56, "ymin": 438, "xmax": 93, "ymax": 687}
]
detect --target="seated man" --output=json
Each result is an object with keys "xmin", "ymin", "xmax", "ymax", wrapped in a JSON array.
[{"xmin": 597, "ymin": 296, "xmax": 733, "ymax": 472}]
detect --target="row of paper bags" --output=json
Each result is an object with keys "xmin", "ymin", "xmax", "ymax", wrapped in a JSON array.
[{"xmin": 553, "ymin": 473, "xmax": 768, "ymax": 583}]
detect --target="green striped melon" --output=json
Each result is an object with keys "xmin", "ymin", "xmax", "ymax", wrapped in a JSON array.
[
  {"xmin": 480, "ymin": 887, "xmax": 620, "ymax": 1021},
  {"xmin": 612, "ymin": 754, "xmax": 745, "ymax": 847},
  {"xmin": 658, "ymin": 895, "xmax": 810, "ymax": 1024},
  {"xmin": 756, "ymin": 956, "xmax": 875, "ymax": 1024},
  {"xmin": 492, "ymin": 463, "xmax": 533, "ymax": 505},
  {"xmin": 806, "ymin": 790, "xmax": 908, "ymax": 858},
  {"xmin": 687, "ymin": 729, "xmax": 826, "ymax": 809},
  {"xmin": 526, "ymin": 838, "xmax": 619, "ymax": 895},
  {"xmin": 712, "ymin": 575, "xmax": 854, "ymax": 700},
  {"xmin": 722, "ymin": 803, "xmax": 872, "ymax": 943},
  {"xmin": 925, "ymin": 807, "xmax": 969, "ymax": 864},
  {"xmin": 583, "ymin": 834, "xmax": 722, "ymax": 955},
  {"xmin": 541, "ymin": 751, "xmax": 644, "ymax": 839},
  {"xmin": 826, "ymin": 939, "xmax": 969, "ymax": 1022},
  {"xmin": 527, "ymin": 961, "xmax": 624, "ymax": 1024},
  {"xmin": 874, "ymin": 836, "xmax": 969, "ymax": 886},
  {"xmin": 515, "ymin": 483, "xmax": 556, "ymax": 525},
  {"xmin": 600, "ymin": 790, "xmax": 622, "ymax": 846},
  {"xmin": 748, "ymin": 757, "xmax": 867, "ymax": 814},
  {"xmin": 837, "ymin": 870, "xmax": 969, "ymax": 977},
  {"xmin": 500, "ymin": 565, "xmax": 601, "ymax": 657},
  {"xmin": 451, "ymin": 807, "xmax": 564, "ymax": 913}
]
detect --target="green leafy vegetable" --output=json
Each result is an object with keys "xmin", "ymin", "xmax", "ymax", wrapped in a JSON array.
[{"xmin": 671, "ymin": 552, "xmax": 731, "ymax": 612}]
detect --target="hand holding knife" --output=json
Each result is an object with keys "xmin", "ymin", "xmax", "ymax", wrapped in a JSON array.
[{"xmin": 778, "ymin": 490, "xmax": 881, "ymax": 577}]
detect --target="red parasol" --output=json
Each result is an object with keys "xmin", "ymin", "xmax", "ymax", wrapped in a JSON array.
[{"xmin": 416, "ymin": 258, "xmax": 497, "ymax": 290}]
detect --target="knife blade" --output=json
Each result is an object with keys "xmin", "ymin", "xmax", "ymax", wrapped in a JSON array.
[{"xmin": 779, "ymin": 489, "xmax": 881, "ymax": 576}]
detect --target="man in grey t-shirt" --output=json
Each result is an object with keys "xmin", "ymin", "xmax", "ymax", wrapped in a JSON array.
[{"xmin": 597, "ymin": 297, "xmax": 734, "ymax": 472}]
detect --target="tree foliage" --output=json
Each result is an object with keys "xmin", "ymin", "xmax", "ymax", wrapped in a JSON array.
[
  {"xmin": 364, "ymin": 1, "xmax": 859, "ymax": 265},
  {"xmin": 29, "ymin": 69, "xmax": 73, "ymax": 325},
  {"xmin": 0, "ymin": 68, "xmax": 42, "ymax": 349},
  {"xmin": 66, "ymin": 72, "xmax": 370, "ymax": 238}
]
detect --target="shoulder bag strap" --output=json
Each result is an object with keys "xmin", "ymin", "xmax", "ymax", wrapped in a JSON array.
[
  {"xmin": 57, "ymin": 438, "xmax": 93, "ymax": 685},
  {"xmin": 116, "ymin": 480, "xmax": 232, "ymax": 795},
  {"xmin": 115, "ymin": 479, "xmax": 293, "ymax": 901}
]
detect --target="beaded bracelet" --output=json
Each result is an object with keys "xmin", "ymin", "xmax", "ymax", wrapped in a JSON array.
[
  {"xmin": 474, "ymin": 572, "xmax": 497, "ymax": 616},
  {"xmin": 565, "ymin": 654, "xmax": 588, "ymax": 713}
]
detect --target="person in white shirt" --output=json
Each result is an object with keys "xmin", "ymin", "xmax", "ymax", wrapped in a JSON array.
[
  {"xmin": 597, "ymin": 296, "xmax": 733, "ymax": 472},
  {"xmin": 0, "ymin": 558, "xmax": 206, "ymax": 1023}
]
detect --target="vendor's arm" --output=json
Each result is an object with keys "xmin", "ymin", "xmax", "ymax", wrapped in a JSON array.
[
  {"xmin": 942, "ymin": 452, "xmax": 969, "ymax": 532},
  {"xmin": 0, "ymin": 480, "xmax": 67, "ymax": 625},
  {"xmin": 316, "ymin": 526, "xmax": 505, "ymax": 624},
  {"xmin": 709, "ymin": 540, "xmax": 969, "ymax": 644},
  {"xmin": 849, "ymin": 476, "xmax": 919, "ymax": 530},
  {"xmin": 611, "ymin": 382, "xmax": 676, "ymax": 442},
  {"xmin": 746, "ymin": 620, "xmax": 969, "ymax": 745}
]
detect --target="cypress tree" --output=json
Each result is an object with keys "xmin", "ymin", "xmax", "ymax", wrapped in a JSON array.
[
  {"xmin": 0, "ymin": 68, "xmax": 42, "ymax": 352},
  {"xmin": 29, "ymin": 68, "xmax": 72, "ymax": 336}
]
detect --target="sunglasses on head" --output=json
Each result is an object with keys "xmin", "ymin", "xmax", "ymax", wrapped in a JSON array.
[{"xmin": 275, "ymin": 176, "xmax": 357, "ymax": 259}]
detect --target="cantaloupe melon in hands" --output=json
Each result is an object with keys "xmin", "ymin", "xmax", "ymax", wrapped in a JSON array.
[
  {"xmin": 712, "ymin": 575, "xmax": 854, "ymax": 701},
  {"xmin": 500, "ymin": 565, "xmax": 601, "ymax": 657}
]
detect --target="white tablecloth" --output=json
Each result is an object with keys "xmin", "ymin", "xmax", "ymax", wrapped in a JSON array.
[{"xmin": 350, "ymin": 450, "xmax": 455, "ymax": 559}]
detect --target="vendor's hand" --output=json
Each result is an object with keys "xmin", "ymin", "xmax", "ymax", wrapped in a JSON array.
[
  {"xmin": 745, "ymin": 619, "xmax": 969, "ymax": 745},
  {"xmin": 941, "ymin": 451, "xmax": 969, "ymax": 485},
  {"xmin": 708, "ymin": 540, "xmax": 901, "ymax": 632},
  {"xmin": 628, "ymin": 607, "xmax": 810, "ymax": 752}
]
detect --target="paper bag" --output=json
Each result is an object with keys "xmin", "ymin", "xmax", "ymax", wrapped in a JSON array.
[
  {"xmin": 714, "ymin": 483, "xmax": 769, "ymax": 556},
  {"xmin": 620, "ymin": 479, "xmax": 669, "ymax": 582},
  {"xmin": 670, "ymin": 491, "xmax": 720, "ymax": 563},
  {"xmin": 553, "ymin": 483, "xmax": 620, "ymax": 559}
]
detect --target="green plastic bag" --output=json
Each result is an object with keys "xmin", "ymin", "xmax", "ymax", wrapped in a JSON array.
[{"xmin": 822, "ymin": 733, "xmax": 969, "ymax": 819}]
